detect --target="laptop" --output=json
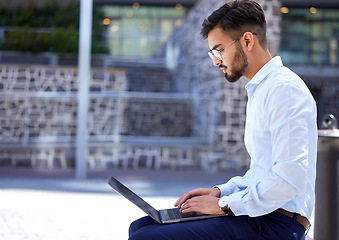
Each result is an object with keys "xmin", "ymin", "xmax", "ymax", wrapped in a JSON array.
[{"xmin": 108, "ymin": 176, "xmax": 228, "ymax": 224}]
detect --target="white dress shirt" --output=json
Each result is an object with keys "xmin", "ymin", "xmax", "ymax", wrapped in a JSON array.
[{"xmin": 217, "ymin": 56, "xmax": 318, "ymax": 218}]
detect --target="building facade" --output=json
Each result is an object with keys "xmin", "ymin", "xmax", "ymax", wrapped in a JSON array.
[{"xmin": 0, "ymin": 0, "xmax": 338, "ymax": 171}]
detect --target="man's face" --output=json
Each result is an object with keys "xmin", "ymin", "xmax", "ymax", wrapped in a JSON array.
[{"xmin": 207, "ymin": 27, "xmax": 248, "ymax": 83}]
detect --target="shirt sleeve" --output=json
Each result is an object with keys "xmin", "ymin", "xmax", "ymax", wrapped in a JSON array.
[{"xmin": 217, "ymin": 82, "xmax": 315, "ymax": 217}]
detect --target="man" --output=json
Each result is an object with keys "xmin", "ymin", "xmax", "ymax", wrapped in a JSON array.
[{"xmin": 129, "ymin": 1, "xmax": 317, "ymax": 239}]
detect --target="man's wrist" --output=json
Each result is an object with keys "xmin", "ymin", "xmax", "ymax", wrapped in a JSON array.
[
  {"xmin": 218, "ymin": 196, "xmax": 231, "ymax": 214},
  {"xmin": 213, "ymin": 187, "xmax": 221, "ymax": 198}
]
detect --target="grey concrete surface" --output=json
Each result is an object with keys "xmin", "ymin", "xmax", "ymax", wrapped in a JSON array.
[{"xmin": 0, "ymin": 168, "xmax": 314, "ymax": 240}]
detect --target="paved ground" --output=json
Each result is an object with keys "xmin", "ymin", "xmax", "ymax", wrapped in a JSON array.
[{"xmin": 0, "ymin": 167, "xmax": 314, "ymax": 240}]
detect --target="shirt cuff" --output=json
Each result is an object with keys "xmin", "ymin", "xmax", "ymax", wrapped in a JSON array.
[
  {"xmin": 224, "ymin": 191, "xmax": 246, "ymax": 216},
  {"xmin": 214, "ymin": 182, "xmax": 238, "ymax": 197}
]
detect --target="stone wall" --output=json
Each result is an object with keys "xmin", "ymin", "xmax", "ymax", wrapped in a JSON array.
[
  {"xmin": 168, "ymin": 0, "xmax": 282, "ymax": 170},
  {"xmin": 0, "ymin": 65, "xmax": 126, "ymax": 142},
  {"xmin": 291, "ymin": 66, "xmax": 339, "ymax": 127},
  {"xmin": 0, "ymin": 63, "xmax": 215, "ymax": 170},
  {"xmin": 320, "ymin": 78, "xmax": 339, "ymax": 122},
  {"xmin": 122, "ymin": 101, "xmax": 193, "ymax": 137},
  {"xmin": 126, "ymin": 67, "xmax": 174, "ymax": 92}
]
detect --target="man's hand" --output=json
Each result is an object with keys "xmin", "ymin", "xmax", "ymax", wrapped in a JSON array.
[
  {"xmin": 174, "ymin": 188, "xmax": 223, "ymax": 215},
  {"xmin": 179, "ymin": 195, "xmax": 224, "ymax": 215}
]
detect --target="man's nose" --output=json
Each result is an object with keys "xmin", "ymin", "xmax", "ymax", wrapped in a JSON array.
[{"xmin": 213, "ymin": 57, "xmax": 222, "ymax": 66}]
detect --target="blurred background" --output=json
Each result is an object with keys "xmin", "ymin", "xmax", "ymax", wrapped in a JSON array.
[
  {"xmin": 1, "ymin": 0, "xmax": 337, "ymax": 239},
  {"xmin": 0, "ymin": 0, "xmax": 338, "ymax": 176}
]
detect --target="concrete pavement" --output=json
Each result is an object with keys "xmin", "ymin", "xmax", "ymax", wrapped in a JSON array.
[{"xmin": 0, "ymin": 168, "xmax": 314, "ymax": 240}]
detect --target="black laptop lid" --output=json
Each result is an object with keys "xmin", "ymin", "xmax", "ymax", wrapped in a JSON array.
[{"xmin": 108, "ymin": 177, "xmax": 161, "ymax": 223}]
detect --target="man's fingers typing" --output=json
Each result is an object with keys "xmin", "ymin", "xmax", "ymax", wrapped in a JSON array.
[{"xmin": 175, "ymin": 192, "xmax": 193, "ymax": 208}]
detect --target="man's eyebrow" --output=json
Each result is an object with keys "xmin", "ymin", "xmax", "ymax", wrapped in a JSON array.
[{"xmin": 210, "ymin": 44, "xmax": 222, "ymax": 51}]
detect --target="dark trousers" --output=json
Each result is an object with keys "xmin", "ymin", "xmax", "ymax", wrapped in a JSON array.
[{"xmin": 129, "ymin": 211, "xmax": 306, "ymax": 240}]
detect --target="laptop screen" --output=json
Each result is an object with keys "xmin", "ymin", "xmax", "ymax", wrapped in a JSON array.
[{"xmin": 108, "ymin": 177, "xmax": 161, "ymax": 222}]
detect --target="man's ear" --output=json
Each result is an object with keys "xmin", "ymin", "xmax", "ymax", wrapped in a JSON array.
[{"xmin": 242, "ymin": 32, "xmax": 255, "ymax": 51}]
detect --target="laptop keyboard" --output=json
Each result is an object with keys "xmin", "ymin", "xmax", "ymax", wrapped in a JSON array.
[{"xmin": 165, "ymin": 208, "xmax": 199, "ymax": 220}]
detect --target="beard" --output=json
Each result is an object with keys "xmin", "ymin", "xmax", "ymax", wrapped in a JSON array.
[{"xmin": 222, "ymin": 42, "xmax": 248, "ymax": 83}]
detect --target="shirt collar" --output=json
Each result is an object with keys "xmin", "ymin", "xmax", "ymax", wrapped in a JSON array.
[{"xmin": 245, "ymin": 56, "xmax": 283, "ymax": 96}]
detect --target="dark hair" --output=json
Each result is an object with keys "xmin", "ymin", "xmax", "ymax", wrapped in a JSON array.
[{"xmin": 201, "ymin": 0, "xmax": 267, "ymax": 49}]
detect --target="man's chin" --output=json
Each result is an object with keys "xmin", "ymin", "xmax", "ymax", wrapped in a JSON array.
[{"xmin": 224, "ymin": 73, "xmax": 240, "ymax": 83}]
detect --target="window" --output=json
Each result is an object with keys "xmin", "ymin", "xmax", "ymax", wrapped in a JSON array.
[
  {"xmin": 280, "ymin": 8, "xmax": 339, "ymax": 65},
  {"xmin": 102, "ymin": 5, "xmax": 187, "ymax": 58}
]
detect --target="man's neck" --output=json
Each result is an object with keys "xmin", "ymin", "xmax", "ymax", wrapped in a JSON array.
[{"xmin": 245, "ymin": 49, "xmax": 272, "ymax": 81}]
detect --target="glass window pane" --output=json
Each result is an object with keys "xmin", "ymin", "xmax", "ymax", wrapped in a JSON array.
[{"xmin": 102, "ymin": 5, "xmax": 187, "ymax": 58}]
